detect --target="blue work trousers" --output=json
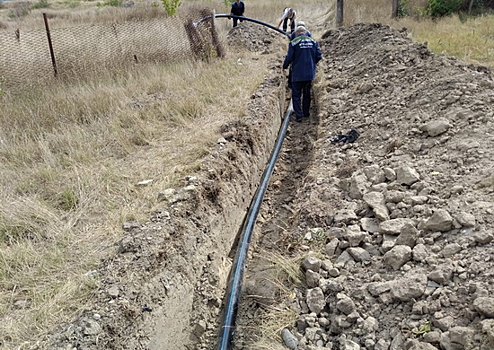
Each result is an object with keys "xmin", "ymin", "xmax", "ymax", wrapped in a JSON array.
[
  {"xmin": 283, "ymin": 18, "xmax": 295, "ymax": 33},
  {"xmin": 292, "ymin": 80, "xmax": 312, "ymax": 120}
]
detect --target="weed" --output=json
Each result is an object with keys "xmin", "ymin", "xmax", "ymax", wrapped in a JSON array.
[
  {"xmin": 31, "ymin": 0, "xmax": 50, "ymax": 10},
  {"xmin": 160, "ymin": 0, "xmax": 181, "ymax": 16},
  {"xmin": 97, "ymin": 0, "xmax": 122, "ymax": 8}
]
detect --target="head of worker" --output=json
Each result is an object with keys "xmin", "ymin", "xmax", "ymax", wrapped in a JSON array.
[
  {"xmin": 296, "ymin": 21, "xmax": 306, "ymax": 28},
  {"xmin": 295, "ymin": 26, "xmax": 306, "ymax": 36}
]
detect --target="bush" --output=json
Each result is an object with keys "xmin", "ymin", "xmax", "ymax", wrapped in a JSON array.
[
  {"xmin": 427, "ymin": 0, "xmax": 463, "ymax": 17},
  {"xmin": 31, "ymin": 0, "xmax": 50, "ymax": 9},
  {"xmin": 398, "ymin": 0, "xmax": 410, "ymax": 17},
  {"xmin": 161, "ymin": 0, "xmax": 181, "ymax": 16},
  {"xmin": 97, "ymin": 0, "xmax": 122, "ymax": 7}
]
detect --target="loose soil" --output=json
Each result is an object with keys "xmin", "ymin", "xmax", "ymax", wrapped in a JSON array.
[{"xmin": 36, "ymin": 17, "xmax": 493, "ymax": 350}]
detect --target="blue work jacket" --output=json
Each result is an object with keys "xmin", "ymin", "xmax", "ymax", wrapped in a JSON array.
[
  {"xmin": 282, "ymin": 34, "xmax": 322, "ymax": 82},
  {"xmin": 230, "ymin": 1, "xmax": 245, "ymax": 16},
  {"xmin": 289, "ymin": 30, "xmax": 311, "ymax": 40}
]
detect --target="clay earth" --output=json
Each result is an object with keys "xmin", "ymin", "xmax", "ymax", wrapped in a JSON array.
[{"xmin": 38, "ymin": 18, "xmax": 493, "ymax": 350}]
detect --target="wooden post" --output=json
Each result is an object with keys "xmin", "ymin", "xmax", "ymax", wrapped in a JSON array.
[
  {"xmin": 336, "ymin": 0, "xmax": 344, "ymax": 27},
  {"xmin": 392, "ymin": 0, "xmax": 400, "ymax": 18},
  {"xmin": 43, "ymin": 13, "xmax": 58, "ymax": 77}
]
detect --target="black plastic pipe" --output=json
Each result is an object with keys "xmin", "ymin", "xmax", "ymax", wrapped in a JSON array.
[
  {"xmin": 217, "ymin": 100, "xmax": 293, "ymax": 350},
  {"xmin": 195, "ymin": 14, "xmax": 291, "ymax": 39}
]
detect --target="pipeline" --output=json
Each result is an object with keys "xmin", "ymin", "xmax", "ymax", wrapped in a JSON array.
[
  {"xmin": 217, "ymin": 100, "xmax": 293, "ymax": 350},
  {"xmin": 195, "ymin": 14, "xmax": 291, "ymax": 39}
]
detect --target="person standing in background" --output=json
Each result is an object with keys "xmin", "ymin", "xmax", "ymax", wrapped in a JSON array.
[
  {"xmin": 282, "ymin": 26, "xmax": 322, "ymax": 122},
  {"xmin": 230, "ymin": 0, "xmax": 245, "ymax": 28},
  {"xmin": 277, "ymin": 7, "xmax": 296, "ymax": 34}
]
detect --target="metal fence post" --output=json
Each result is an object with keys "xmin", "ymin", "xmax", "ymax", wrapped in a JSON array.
[
  {"xmin": 43, "ymin": 13, "xmax": 58, "ymax": 77},
  {"xmin": 336, "ymin": 0, "xmax": 344, "ymax": 27}
]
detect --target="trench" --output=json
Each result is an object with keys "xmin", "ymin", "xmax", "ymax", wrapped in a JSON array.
[{"xmin": 230, "ymin": 91, "xmax": 322, "ymax": 348}]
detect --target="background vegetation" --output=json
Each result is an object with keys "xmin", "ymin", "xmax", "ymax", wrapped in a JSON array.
[{"xmin": 0, "ymin": 0, "xmax": 492, "ymax": 348}]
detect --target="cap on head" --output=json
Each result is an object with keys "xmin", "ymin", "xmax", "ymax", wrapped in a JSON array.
[
  {"xmin": 296, "ymin": 26, "xmax": 306, "ymax": 34},
  {"xmin": 297, "ymin": 21, "xmax": 305, "ymax": 27}
]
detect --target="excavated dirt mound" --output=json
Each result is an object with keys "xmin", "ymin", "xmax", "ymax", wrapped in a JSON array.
[
  {"xmin": 37, "ymin": 22, "xmax": 494, "ymax": 350},
  {"xmin": 235, "ymin": 22, "xmax": 494, "ymax": 350}
]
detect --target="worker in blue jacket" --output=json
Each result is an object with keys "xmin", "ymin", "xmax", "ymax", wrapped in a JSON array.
[
  {"xmin": 282, "ymin": 26, "xmax": 322, "ymax": 122},
  {"xmin": 289, "ymin": 21, "xmax": 311, "ymax": 40},
  {"xmin": 230, "ymin": 0, "xmax": 245, "ymax": 28}
]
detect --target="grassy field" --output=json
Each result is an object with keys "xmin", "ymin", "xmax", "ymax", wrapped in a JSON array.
[{"xmin": 0, "ymin": 0, "xmax": 493, "ymax": 348}]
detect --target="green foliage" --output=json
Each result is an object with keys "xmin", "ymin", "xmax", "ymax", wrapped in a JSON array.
[
  {"xmin": 57, "ymin": 187, "xmax": 78, "ymax": 211},
  {"xmin": 223, "ymin": 0, "xmax": 230, "ymax": 7},
  {"xmin": 97, "ymin": 0, "xmax": 122, "ymax": 7},
  {"xmin": 150, "ymin": 1, "xmax": 159, "ymax": 7},
  {"xmin": 426, "ymin": 0, "xmax": 463, "ymax": 17},
  {"xmin": 31, "ymin": 0, "xmax": 50, "ymax": 10},
  {"xmin": 398, "ymin": 0, "xmax": 410, "ymax": 17},
  {"xmin": 161, "ymin": 0, "xmax": 181, "ymax": 16},
  {"xmin": 63, "ymin": 1, "xmax": 80, "ymax": 8}
]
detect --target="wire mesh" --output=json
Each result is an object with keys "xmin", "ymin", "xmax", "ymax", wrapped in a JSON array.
[{"xmin": 0, "ymin": 8, "xmax": 224, "ymax": 90}]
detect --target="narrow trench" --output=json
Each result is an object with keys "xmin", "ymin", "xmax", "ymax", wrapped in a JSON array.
[{"xmin": 233, "ymin": 90, "xmax": 321, "ymax": 348}]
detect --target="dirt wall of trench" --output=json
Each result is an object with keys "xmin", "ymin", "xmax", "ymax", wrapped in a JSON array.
[{"xmin": 39, "ymin": 59, "xmax": 288, "ymax": 350}]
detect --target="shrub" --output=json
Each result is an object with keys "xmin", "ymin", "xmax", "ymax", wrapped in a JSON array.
[
  {"xmin": 161, "ymin": 0, "xmax": 181, "ymax": 16},
  {"xmin": 31, "ymin": 0, "xmax": 50, "ymax": 9},
  {"xmin": 97, "ymin": 0, "xmax": 122, "ymax": 7},
  {"xmin": 427, "ymin": 0, "xmax": 463, "ymax": 17},
  {"xmin": 398, "ymin": 0, "xmax": 410, "ymax": 17}
]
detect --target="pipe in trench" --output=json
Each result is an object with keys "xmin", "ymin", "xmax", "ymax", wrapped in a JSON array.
[
  {"xmin": 194, "ymin": 13, "xmax": 293, "ymax": 349},
  {"xmin": 194, "ymin": 14, "xmax": 291, "ymax": 39},
  {"xmin": 217, "ymin": 99, "xmax": 293, "ymax": 350}
]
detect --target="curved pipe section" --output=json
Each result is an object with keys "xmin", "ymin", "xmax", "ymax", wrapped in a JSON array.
[
  {"xmin": 195, "ymin": 14, "xmax": 291, "ymax": 39},
  {"xmin": 218, "ymin": 101, "xmax": 293, "ymax": 350}
]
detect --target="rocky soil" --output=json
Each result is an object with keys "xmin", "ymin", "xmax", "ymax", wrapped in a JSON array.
[
  {"xmin": 235, "ymin": 22, "xmax": 494, "ymax": 350},
  {"xmin": 36, "ymin": 20, "xmax": 494, "ymax": 350}
]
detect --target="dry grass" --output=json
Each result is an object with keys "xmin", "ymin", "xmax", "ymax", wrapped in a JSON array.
[
  {"xmin": 342, "ymin": 0, "xmax": 494, "ymax": 67},
  {"xmin": 0, "ymin": 0, "xmax": 494, "ymax": 348},
  {"xmin": 245, "ymin": 251, "xmax": 304, "ymax": 350},
  {"xmin": 0, "ymin": 35, "xmax": 265, "ymax": 348}
]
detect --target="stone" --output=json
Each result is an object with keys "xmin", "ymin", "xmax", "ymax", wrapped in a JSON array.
[
  {"xmin": 281, "ymin": 328, "xmax": 298, "ymax": 350},
  {"xmin": 306, "ymin": 269, "xmax": 321, "ymax": 288},
  {"xmin": 336, "ymin": 296, "xmax": 356, "ymax": 315},
  {"xmin": 455, "ymin": 212, "xmax": 476, "ymax": 227},
  {"xmin": 423, "ymin": 209, "xmax": 453, "ymax": 232},
  {"xmin": 302, "ymin": 256, "xmax": 322, "ymax": 272},
  {"xmin": 442, "ymin": 243, "xmax": 461, "ymax": 258},
  {"xmin": 383, "ymin": 245, "xmax": 412, "ymax": 270},
  {"xmin": 360, "ymin": 217, "xmax": 380, "ymax": 233},
  {"xmin": 347, "ymin": 247, "xmax": 371, "ymax": 262},
  {"xmin": 395, "ymin": 223, "xmax": 419, "ymax": 247},
  {"xmin": 306, "ymin": 287, "xmax": 326, "ymax": 314},
  {"xmin": 379, "ymin": 218, "xmax": 416, "ymax": 235},
  {"xmin": 420, "ymin": 119, "xmax": 451, "ymax": 137},
  {"xmin": 413, "ymin": 244, "xmax": 429, "ymax": 262},
  {"xmin": 473, "ymin": 231, "xmax": 493, "ymax": 245},
  {"xmin": 449, "ymin": 326, "xmax": 475, "ymax": 349},
  {"xmin": 396, "ymin": 165, "xmax": 421, "ymax": 186},
  {"xmin": 473, "ymin": 297, "xmax": 494, "ymax": 317},
  {"xmin": 391, "ymin": 274, "xmax": 427, "ymax": 301},
  {"xmin": 363, "ymin": 191, "xmax": 390, "ymax": 221}
]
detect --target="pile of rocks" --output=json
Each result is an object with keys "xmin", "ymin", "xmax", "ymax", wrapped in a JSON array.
[{"xmin": 278, "ymin": 23, "xmax": 494, "ymax": 350}]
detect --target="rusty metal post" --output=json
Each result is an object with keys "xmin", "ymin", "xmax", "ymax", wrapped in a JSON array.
[
  {"xmin": 392, "ymin": 0, "xmax": 400, "ymax": 18},
  {"xmin": 43, "ymin": 13, "xmax": 58, "ymax": 77},
  {"xmin": 336, "ymin": 0, "xmax": 344, "ymax": 27}
]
